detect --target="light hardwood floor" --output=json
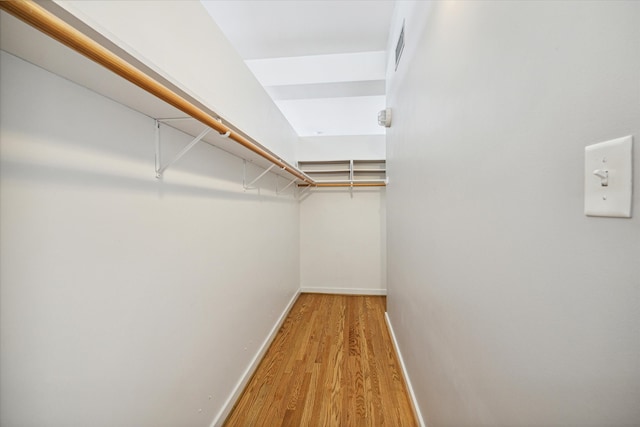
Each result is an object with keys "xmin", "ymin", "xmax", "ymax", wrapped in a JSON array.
[{"xmin": 223, "ymin": 293, "xmax": 418, "ymax": 426}]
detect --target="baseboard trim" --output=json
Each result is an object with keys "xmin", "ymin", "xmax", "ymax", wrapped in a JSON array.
[
  {"xmin": 300, "ymin": 287, "xmax": 387, "ymax": 296},
  {"xmin": 210, "ymin": 289, "xmax": 301, "ymax": 427},
  {"xmin": 385, "ymin": 312, "xmax": 427, "ymax": 427}
]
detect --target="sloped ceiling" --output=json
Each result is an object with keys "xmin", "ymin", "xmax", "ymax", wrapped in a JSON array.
[{"xmin": 202, "ymin": 0, "xmax": 394, "ymax": 137}]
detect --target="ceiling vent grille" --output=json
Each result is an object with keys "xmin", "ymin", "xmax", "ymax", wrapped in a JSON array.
[{"xmin": 395, "ymin": 20, "xmax": 405, "ymax": 71}]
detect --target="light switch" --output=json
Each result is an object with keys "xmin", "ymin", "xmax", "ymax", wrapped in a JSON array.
[{"xmin": 584, "ymin": 135, "xmax": 633, "ymax": 218}]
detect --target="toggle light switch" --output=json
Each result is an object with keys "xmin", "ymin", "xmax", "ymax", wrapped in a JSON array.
[
  {"xmin": 584, "ymin": 135, "xmax": 633, "ymax": 218},
  {"xmin": 592, "ymin": 169, "xmax": 609, "ymax": 186}
]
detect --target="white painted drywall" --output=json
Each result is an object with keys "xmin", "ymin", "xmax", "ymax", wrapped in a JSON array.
[
  {"xmin": 245, "ymin": 51, "xmax": 387, "ymax": 87},
  {"xmin": 300, "ymin": 189, "xmax": 386, "ymax": 295},
  {"xmin": 298, "ymin": 135, "xmax": 386, "ymax": 161},
  {"xmin": 297, "ymin": 135, "xmax": 387, "ymax": 294},
  {"xmin": 55, "ymin": 0, "xmax": 298, "ymax": 164},
  {"xmin": 275, "ymin": 95, "xmax": 386, "ymax": 137},
  {"xmin": 0, "ymin": 51, "xmax": 299, "ymax": 427},
  {"xmin": 385, "ymin": 1, "xmax": 640, "ymax": 426}
]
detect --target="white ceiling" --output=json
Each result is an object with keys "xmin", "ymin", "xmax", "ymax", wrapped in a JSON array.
[
  {"xmin": 201, "ymin": 0, "xmax": 394, "ymax": 137},
  {"xmin": 200, "ymin": 1, "xmax": 395, "ymax": 59}
]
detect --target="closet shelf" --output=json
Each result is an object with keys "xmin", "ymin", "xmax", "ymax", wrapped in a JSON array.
[
  {"xmin": 298, "ymin": 160, "xmax": 387, "ymax": 188},
  {"xmin": 352, "ymin": 168, "xmax": 387, "ymax": 173},
  {"xmin": 303, "ymin": 169, "xmax": 352, "ymax": 174},
  {"xmin": 0, "ymin": 1, "xmax": 387, "ymax": 191}
]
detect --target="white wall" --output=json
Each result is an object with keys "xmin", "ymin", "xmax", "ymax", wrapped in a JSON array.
[
  {"xmin": 0, "ymin": 51, "xmax": 299, "ymax": 427},
  {"xmin": 295, "ymin": 103, "xmax": 387, "ymax": 296},
  {"xmin": 298, "ymin": 135, "xmax": 386, "ymax": 161},
  {"xmin": 55, "ymin": 0, "xmax": 299, "ymax": 164},
  {"xmin": 385, "ymin": 1, "xmax": 640, "ymax": 426},
  {"xmin": 300, "ymin": 189, "xmax": 386, "ymax": 295}
]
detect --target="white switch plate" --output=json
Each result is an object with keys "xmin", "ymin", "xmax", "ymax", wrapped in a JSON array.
[{"xmin": 584, "ymin": 135, "xmax": 633, "ymax": 218}]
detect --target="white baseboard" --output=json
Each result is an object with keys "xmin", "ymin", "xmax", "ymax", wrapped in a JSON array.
[
  {"xmin": 385, "ymin": 312, "xmax": 427, "ymax": 427},
  {"xmin": 210, "ymin": 289, "xmax": 301, "ymax": 427},
  {"xmin": 300, "ymin": 287, "xmax": 387, "ymax": 296}
]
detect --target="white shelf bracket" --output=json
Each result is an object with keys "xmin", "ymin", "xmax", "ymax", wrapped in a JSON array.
[
  {"xmin": 243, "ymin": 163, "xmax": 276, "ymax": 190},
  {"xmin": 154, "ymin": 119, "xmax": 161, "ymax": 177},
  {"xmin": 298, "ymin": 185, "xmax": 311, "ymax": 199},
  {"xmin": 277, "ymin": 178, "xmax": 298, "ymax": 196},
  {"xmin": 155, "ymin": 123, "xmax": 212, "ymax": 178}
]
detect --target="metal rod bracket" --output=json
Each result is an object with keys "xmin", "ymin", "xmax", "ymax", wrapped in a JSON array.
[
  {"xmin": 244, "ymin": 164, "xmax": 276, "ymax": 190},
  {"xmin": 277, "ymin": 178, "xmax": 298, "ymax": 195},
  {"xmin": 156, "ymin": 125, "xmax": 212, "ymax": 178}
]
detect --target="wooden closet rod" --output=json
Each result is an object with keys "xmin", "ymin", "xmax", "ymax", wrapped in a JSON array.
[
  {"xmin": 300, "ymin": 182, "xmax": 386, "ymax": 188},
  {"xmin": 0, "ymin": 0, "xmax": 314, "ymax": 184}
]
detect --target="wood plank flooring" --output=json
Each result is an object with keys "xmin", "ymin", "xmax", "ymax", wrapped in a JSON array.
[{"xmin": 223, "ymin": 293, "xmax": 418, "ymax": 427}]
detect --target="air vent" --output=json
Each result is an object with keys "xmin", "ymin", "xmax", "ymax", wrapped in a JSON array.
[{"xmin": 395, "ymin": 20, "xmax": 405, "ymax": 71}]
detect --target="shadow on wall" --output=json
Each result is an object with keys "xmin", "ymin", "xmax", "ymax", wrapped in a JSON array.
[{"xmin": 0, "ymin": 159, "xmax": 298, "ymax": 203}]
